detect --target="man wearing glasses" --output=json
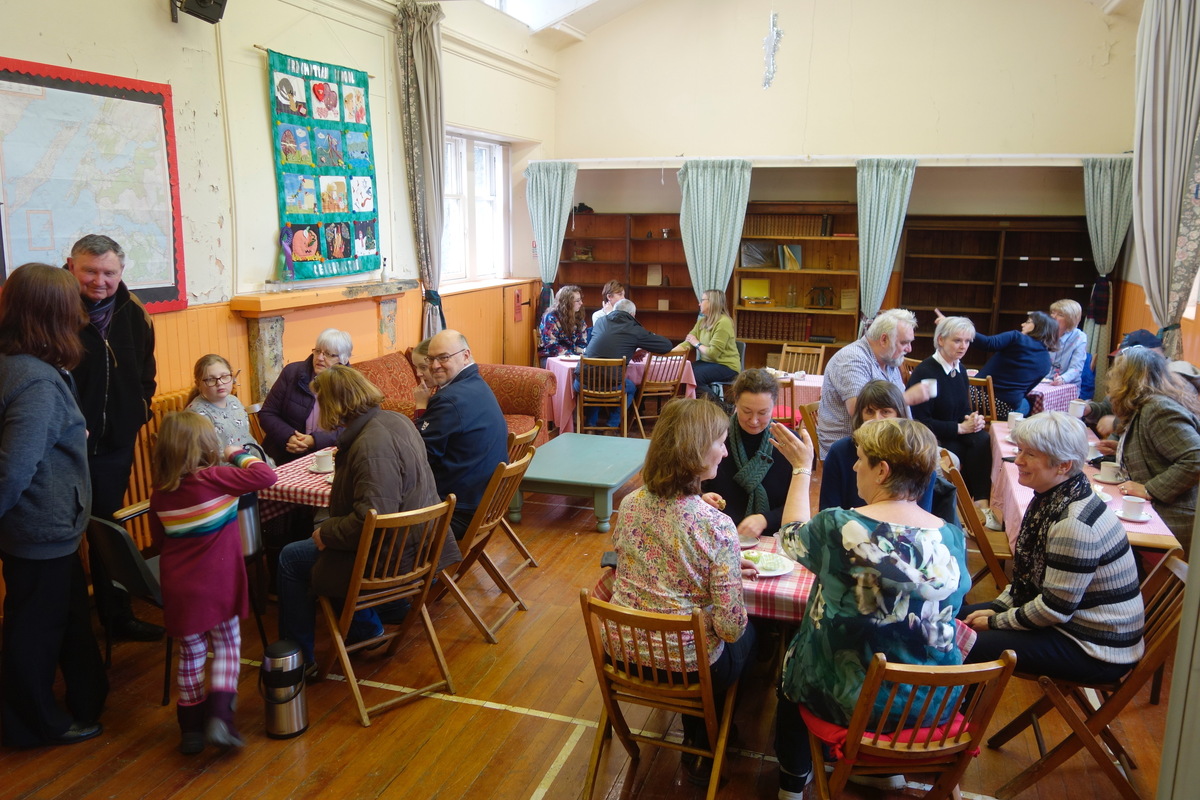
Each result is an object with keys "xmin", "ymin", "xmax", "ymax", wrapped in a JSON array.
[
  {"xmin": 66, "ymin": 234, "xmax": 162, "ymax": 642},
  {"xmin": 419, "ymin": 329, "xmax": 509, "ymax": 539}
]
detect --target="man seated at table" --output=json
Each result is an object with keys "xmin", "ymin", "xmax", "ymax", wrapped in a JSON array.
[
  {"xmin": 816, "ymin": 308, "xmax": 932, "ymax": 458},
  {"xmin": 580, "ymin": 299, "xmax": 677, "ymax": 428},
  {"xmin": 419, "ymin": 330, "xmax": 509, "ymax": 538}
]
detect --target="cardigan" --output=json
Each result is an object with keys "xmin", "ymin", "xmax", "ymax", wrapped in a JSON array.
[
  {"xmin": 974, "ymin": 330, "xmax": 1051, "ymax": 406},
  {"xmin": 538, "ymin": 309, "xmax": 586, "ymax": 359},
  {"xmin": 258, "ymin": 355, "xmax": 339, "ymax": 464},
  {"xmin": 1119, "ymin": 394, "xmax": 1200, "ymax": 549},
  {"xmin": 701, "ymin": 425, "xmax": 795, "ymax": 534},
  {"xmin": 1047, "ymin": 327, "xmax": 1087, "ymax": 385},
  {"xmin": 149, "ymin": 449, "xmax": 277, "ymax": 636},
  {"xmin": 907, "ymin": 357, "xmax": 993, "ymax": 499},
  {"xmin": 682, "ymin": 314, "xmax": 740, "ymax": 372}
]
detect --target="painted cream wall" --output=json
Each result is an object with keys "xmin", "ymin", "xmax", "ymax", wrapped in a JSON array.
[{"xmin": 554, "ymin": 0, "xmax": 1137, "ymax": 159}]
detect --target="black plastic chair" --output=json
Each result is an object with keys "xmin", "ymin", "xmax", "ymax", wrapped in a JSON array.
[{"xmin": 86, "ymin": 513, "xmax": 173, "ymax": 706}]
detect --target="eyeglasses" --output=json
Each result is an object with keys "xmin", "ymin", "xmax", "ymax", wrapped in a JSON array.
[
  {"xmin": 427, "ymin": 348, "xmax": 466, "ymax": 365},
  {"xmin": 312, "ymin": 348, "xmax": 341, "ymax": 360},
  {"xmin": 201, "ymin": 370, "xmax": 239, "ymax": 387}
]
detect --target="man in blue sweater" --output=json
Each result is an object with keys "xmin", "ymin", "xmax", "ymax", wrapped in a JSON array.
[{"xmin": 418, "ymin": 330, "xmax": 509, "ymax": 539}]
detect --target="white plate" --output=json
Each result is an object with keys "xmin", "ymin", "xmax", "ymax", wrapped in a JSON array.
[
  {"xmin": 308, "ymin": 465, "xmax": 334, "ymax": 474},
  {"xmin": 1093, "ymin": 475, "xmax": 1123, "ymax": 485},
  {"xmin": 1004, "ymin": 435, "xmax": 1015, "ymax": 443},
  {"xmin": 325, "ymin": 473, "xmax": 335, "ymax": 485},
  {"xmin": 559, "ymin": 356, "xmax": 580, "ymax": 362},
  {"xmin": 738, "ymin": 535, "xmax": 760, "ymax": 550},
  {"xmin": 1115, "ymin": 510, "xmax": 1152, "ymax": 523},
  {"xmin": 743, "ymin": 550, "xmax": 796, "ymax": 578},
  {"xmin": 1092, "ymin": 487, "xmax": 1112, "ymax": 502}
]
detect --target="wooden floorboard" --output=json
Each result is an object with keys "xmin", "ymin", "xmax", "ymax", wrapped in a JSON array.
[{"xmin": 0, "ymin": 477, "xmax": 1174, "ymax": 800}]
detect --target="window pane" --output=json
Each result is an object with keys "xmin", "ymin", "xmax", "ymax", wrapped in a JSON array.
[
  {"xmin": 441, "ymin": 196, "xmax": 466, "ymax": 280},
  {"xmin": 474, "ymin": 197, "xmax": 496, "ymax": 278},
  {"xmin": 474, "ymin": 144, "xmax": 495, "ymax": 197}
]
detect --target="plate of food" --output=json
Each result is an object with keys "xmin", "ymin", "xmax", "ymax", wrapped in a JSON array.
[{"xmin": 743, "ymin": 549, "xmax": 795, "ymax": 578}]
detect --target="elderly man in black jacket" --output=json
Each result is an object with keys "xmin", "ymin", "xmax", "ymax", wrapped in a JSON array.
[
  {"xmin": 67, "ymin": 234, "xmax": 162, "ymax": 642},
  {"xmin": 580, "ymin": 299, "xmax": 676, "ymax": 427}
]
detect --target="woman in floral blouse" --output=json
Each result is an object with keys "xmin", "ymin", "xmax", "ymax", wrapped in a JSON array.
[
  {"xmin": 537, "ymin": 285, "xmax": 586, "ymax": 365},
  {"xmin": 609, "ymin": 398, "xmax": 813, "ymax": 784},
  {"xmin": 773, "ymin": 418, "xmax": 970, "ymax": 798}
]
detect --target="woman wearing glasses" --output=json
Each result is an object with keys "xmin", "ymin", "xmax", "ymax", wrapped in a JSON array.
[
  {"xmin": 259, "ymin": 328, "xmax": 353, "ymax": 464},
  {"xmin": 186, "ymin": 354, "xmax": 260, "ymax": 461}
]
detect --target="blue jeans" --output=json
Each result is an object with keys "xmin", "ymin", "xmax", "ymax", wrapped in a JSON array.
[
  {"xmin": 573, "ymin": 377, "xmax": 636, "ymax": 428},
  {"xmin": 277, "ymin": 538, "xmax": 380, "ymax": 664}
]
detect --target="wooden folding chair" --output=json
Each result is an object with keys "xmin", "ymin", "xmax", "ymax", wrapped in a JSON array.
[
  {"xmin": 632, "ymin": 353, "xmax": 688, "ymax": 438},
  {"xmin": 800, "ymin": 401, "xmax": 820, "ymax": 461},
  {"xmin": 989, "ymin": 552, "xmax": 1187, "ymax": 800},
  {"xmin": 579, "ymin": 589, "xmax": 739, "ymax": 800},
  {"xmin": 779, "ymin": 343, "xmax": 826, "ymax": 375},
  {"xmin": 900, "ymin": 356, "xmax": 922, "ymax": 384},
  {"xmin": 968, "ymin": 375, "xmax": 997, "ymax": 421},
  {"xmin": 576, "ymin": 357, "xmax": 629, "ymax": 436},
  {"xmin": 317, "ymin": 497, "xmax": 457, "ymax": 727},
  {"xmin": 500, "ymin": 420, "xmax": 543, "ymax": 579},
  {"xmin": 434, "ymin": 451, "xmax": 535, "ymax": 643},
  {"xmin": 945, "ymin": 464, "xmax": 1011, "ymax": 590},
  {"xmin": 804, "ymin": 651, "xmax": 1017, "ymax": 800}
]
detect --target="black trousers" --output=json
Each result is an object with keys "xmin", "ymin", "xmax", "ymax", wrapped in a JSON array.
[
  {"xmin": 1, "ymin": 549, "xmax": 108, "ymax": 747},
  {"xmin": 85, "ymin": 443, "xmax": 137, "ymax": 623}
]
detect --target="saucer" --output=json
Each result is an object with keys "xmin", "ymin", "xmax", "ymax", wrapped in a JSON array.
[
  {"xmin": 1115, "ymin": 510, "xmax": 1152, "ymax": 523},
  {"xmin": 738, "ymin": 535, "xmax": 760, "ymax": 550},
  {"xmin": 1092, "ymin": 488, "xmax": 1112, "ymax": 503},
  {"xmin": 308, "ymin": 464, "xmax": 334, "ymax": 474},
  {"xmin": 1093, "ymin": 475, "xmax": 1123, "ymax": 485},
  {"xmin": 325, "ymin": 473, "xmax": 335, "ymax": 484}
]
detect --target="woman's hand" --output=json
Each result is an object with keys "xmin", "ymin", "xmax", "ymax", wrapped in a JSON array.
[
  {"xmin": 958, "ymin": 412, "xmax": 985, "ymax": 435},
  {"xmin": 1095, "ymin": 439, "xmax": 1118, "ymax": 456},
  {"xmin": 737, "ymin": 514, "xmax": 768, "ymax": 539},
  {"xmin": 769, "ymin": 422, "xmax": 814, "ymax": 471},
  {"xmin": 312, "ymin": 527, "xmax": 326, "ymax": 551},
  {"xmin": 739, "ymin": 557, "xmax": 759, "ymax": 581},
  {"xmin": 964, "ymin": 608, "xmax": 996, "ymax": 632},
  {"xmin": 933, "ymin": 308, "xmax": 946, "ymax": 322},
  {"xmin": 685, "ymin": 334, "xmax": 700, "ymax": 347},
  {"xmin": 414, "ymin": 380, "xmax": 431, "ymax": 410},
  {"xmin": 1096, "ymin": 415, "xmax": 1117, "ymax": 438},
  {"xmin": 701, "ymin": 492, "xmax": 726, "ymax": 511},
  {"xmin": 286, "ymin": 431, "xmax": 315, "ymax": 454},
  {"xmin": 1118, "ymin": 480, "xmax": 1150, "ymax": 500}
]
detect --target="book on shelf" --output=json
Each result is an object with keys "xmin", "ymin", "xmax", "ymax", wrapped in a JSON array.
[
  {"xmin": 820, "ymin": 215, "xmax": 832, "ymax": 236},
  {"xmin": 810, "ymin": 335, "xmax": 836, "ymax": 344},
  {"xmin": 646, "ymin": 264, "xmax": 663, "ymax": 286},
  {"xmin": 840, "ymin": 288, "xmax": 858, "ymax": 310},
  {"xmin": 740, "ymin": 240, "xmax": 777, "ymax": 268},
  {"xmin": 777, "ymin": 244, "xmax": 803, "ymax": 270}
]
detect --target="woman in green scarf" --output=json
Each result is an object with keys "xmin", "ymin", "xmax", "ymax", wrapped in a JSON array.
[{"xmin": 701, "ymin": 369, "xmax": 797, "ymax": 544}]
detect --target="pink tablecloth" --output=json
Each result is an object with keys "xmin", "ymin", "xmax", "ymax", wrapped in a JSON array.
[
  {"xmin": 1027, "ymin": 381, "xmax": 1079, "ymax": 414},
  {"xmin": 988, "ymin": 423, "xmax": 1178, "ymax": 552},
  {"xmin": 260, "ymin": 448, "xmax": 333, "ymax": 519},
  {"xmin": 547, "ymin": 356, "xmax": 697, "ymax": 433}
]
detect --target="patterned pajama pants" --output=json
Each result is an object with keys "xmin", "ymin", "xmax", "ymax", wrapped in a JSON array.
[{"xmin": 176, "ymin": 616, "xmax": 241, "ymax": 706}]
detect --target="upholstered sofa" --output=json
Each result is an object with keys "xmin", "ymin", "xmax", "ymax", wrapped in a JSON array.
[{"xmin": 354, "ymin": 351, "xmax": 555, "ymax": 447}]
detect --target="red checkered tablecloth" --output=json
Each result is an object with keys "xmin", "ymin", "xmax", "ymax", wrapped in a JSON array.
[
  {"xmin": 742, "ymin": 535, "xmax": 814, "ymax": 623},
  {"xmin": 259, "ymin": 449, "xmax": 333, "ymax": 519},
  {"xmin": 1026, "ymin": 381, "xmax": 1079, "ymax": 414}
]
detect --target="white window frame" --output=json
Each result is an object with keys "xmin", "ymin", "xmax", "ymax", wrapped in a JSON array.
[{"xmin": 441, "ymin": 131, "xmax": 509, "ymax": 284}]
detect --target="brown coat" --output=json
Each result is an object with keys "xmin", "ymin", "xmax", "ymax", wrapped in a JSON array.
[{"xmin": 311, "ymin": 407, "xmax": 461, "ymax": 597}]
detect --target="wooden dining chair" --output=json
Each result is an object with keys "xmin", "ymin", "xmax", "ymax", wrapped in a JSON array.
[
  {"xmin": 579, "ymin": 589, "xmax": 739, "ymax": 800},
  {"xmin": 632, "ymin": 352, "xmax": 688, "ymax": 438},
  {"xmin": 989, "ymin": 552, "xmax": 1187, "ymax": 800},
  {"xmin": 945, "ymin": 464, "xmax": 1011, "ymax": 590},
  {"xmin": 88, "ymin": 504, "xmax": 172, "ymax": 706},
  {"xmin": 773, "ymin": 377, "xmax": 798, "ymax": 429},
  {"xmin": 317, "ymin": 497, "xmax": 457, "ymax": 727},
  {"xmin": 968, "ymin": 375, "xmax": 997, "ymax": 421},
  {"xmin": 900, "ymin": 356, "xmax": 922, "ymax": 385},
  {"xmin": 779, "ymin": 343, "xmax": 826, "ymax": 375},
  {"xmin": 800, "ymin": 401, "xmax": 820, "ymax": 461},
  {"xmin": 803, "ymin": 650, "xmax": 1017, "ymax": 800},
  {"xmin": 575, "ymin": 357, "xmax": 629, "ymax": 436},
  {"xmin": 500, "ymin": 420, "xmax": 544, "ymax": 579},
  {"xmin": 434, "ymin": 451, "xmax": 535, "ymax": 644}
]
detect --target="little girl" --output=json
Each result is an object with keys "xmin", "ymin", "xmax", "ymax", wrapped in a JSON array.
[
  {"xmin": 186, "ymin": 353, "xmax": 260, "ymax": 459},
  {"xmin": 149, "ymin": 411, "xmax": 277, "ymax": 754}
]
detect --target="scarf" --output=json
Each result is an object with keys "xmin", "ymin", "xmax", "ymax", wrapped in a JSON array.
[
  {"xmin": 728, "ymin": 415, "xmax": 774, "ymax": 515},
  {"xmin": 84, "ymin": 294, "xmax": 117, "ymax": 339},
  {"xmin": 1010, "ymin": 471, "xmax": 1092, "ymax": 606}
]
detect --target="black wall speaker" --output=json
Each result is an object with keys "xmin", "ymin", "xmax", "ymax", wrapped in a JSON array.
[{"xmin": 181, "ymin": 0, "xmax": 228, "ymax": 24}]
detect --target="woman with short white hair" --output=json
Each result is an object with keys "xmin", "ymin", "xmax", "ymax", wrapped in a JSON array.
[
  {"xmin": 1046, "ymin": 298, "xmax": 1088, "ymax": 385},
  {"xmin": 258, "ymin": 328, "xmax": 353, "ymax": 464},
  {"xmin": 961, "ymin": 411, "xmax": 1144, "ymax": 683}
]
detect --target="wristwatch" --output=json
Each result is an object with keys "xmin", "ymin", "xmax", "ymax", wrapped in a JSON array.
[{"xmin": 792, "ymin": 467, "xmax": 812, "ymax": 476}]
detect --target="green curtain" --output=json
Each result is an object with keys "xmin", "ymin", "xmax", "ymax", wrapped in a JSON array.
[
  {"xmin": 856, "ymin": 158, "xmax": 917, "ymax": 335},
  {"xmin": 677, "ymin": 159, "xmax": 752, "ymax": 298},
  {"xmin": 1081, "ymin": 156, "xmax": 1133, "ymax": 394},
  {"xmin": 524, "ymin": 161, "xmax": 577, "ymax": 285}
]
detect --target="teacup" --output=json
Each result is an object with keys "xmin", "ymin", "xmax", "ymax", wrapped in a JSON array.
[
  {"xmin": 1007, "ymin": 411, "xmax": 1024, "ymax": 425},
  {"xmin": 920, "ymin": 378, "xmax": 938, "ymax": 399},
  {"xmin": 1121, "ymin": 496, "xmax": 1147, "ymax": 520},
  {"xmin": 313, "ymin": 450, "xmax": 335, "ymax": 472},
  {"xmin": 1098, "ymin": 461, "xmax": 1122, "ymax": 483},
  {"xmin": 1069, "ymin": 399, "xmax": 1087, "ymax": 418}
]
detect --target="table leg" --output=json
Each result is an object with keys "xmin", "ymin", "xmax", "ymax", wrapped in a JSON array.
[
  {"xmin": 507, "ymin": 490, "xmax": 524, "ymax": 523},
  {"xmin": 593, "ymin": 488, "xmax": 615, "ymax": 532}
]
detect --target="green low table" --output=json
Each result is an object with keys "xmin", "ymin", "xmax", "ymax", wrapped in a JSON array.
[{"xmin": 512, "ymin": 433, "xmax": 650, "ymax": 532}]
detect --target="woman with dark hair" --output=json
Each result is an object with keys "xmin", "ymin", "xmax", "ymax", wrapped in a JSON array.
[
  {"xmin": 1106, "ymin": 347, "xmax": 1200, "ymax": 550},
  {"xmin": 0, "ymin": 263, "xmax": 108, "ymax": 747},
  {"xmin": 775, "ymin": 418, "xmax": 969, "ymax": 797},
  {"xmin": 702, "ymin": 369, "xmax": 797, "ymax": 540},
  {"xmin": 609, "ymin": 398, "xmax": 812, "ymax": 783},
  {"xmin": 276, "ymin": 365, "xmax": 461, "ymax": 672},
  {"xmin": 537, "ymin": 285, "xmax": 586, "ymax": 364},
  {"xmin": 258, "ymin": 328, "xmax": 353, "ymax": 464},
  {"xmin": 947, "ymin": 310, "xmax": 1059, "ymax": 420},
  {"xmin": 820, "ymin": 380, "xmax": 937, "ymax": 512},
  {"xmin": 680, "ymin": 290, "xmax": 741, "ymax": 400}
]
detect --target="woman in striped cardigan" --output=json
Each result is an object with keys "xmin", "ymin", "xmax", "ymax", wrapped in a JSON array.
[{"xmin": 961, "ymin": 411, "xmax": 1144, "ymax": 683}]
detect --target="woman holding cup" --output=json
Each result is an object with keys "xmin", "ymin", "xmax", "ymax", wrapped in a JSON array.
[{"xmin": 1105, "ymin": 347, "xmax": 1200, "ymax": 551}]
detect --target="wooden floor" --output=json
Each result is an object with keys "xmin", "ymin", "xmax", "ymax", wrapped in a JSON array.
[{"xmin": 0, "ymin": 474, "xmax": 1173, "ymax": 800}]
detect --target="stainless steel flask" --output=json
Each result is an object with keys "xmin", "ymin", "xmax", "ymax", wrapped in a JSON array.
[{"xmin": 261, "ymin": 639, "xmax": 308, "ymax": 739}]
